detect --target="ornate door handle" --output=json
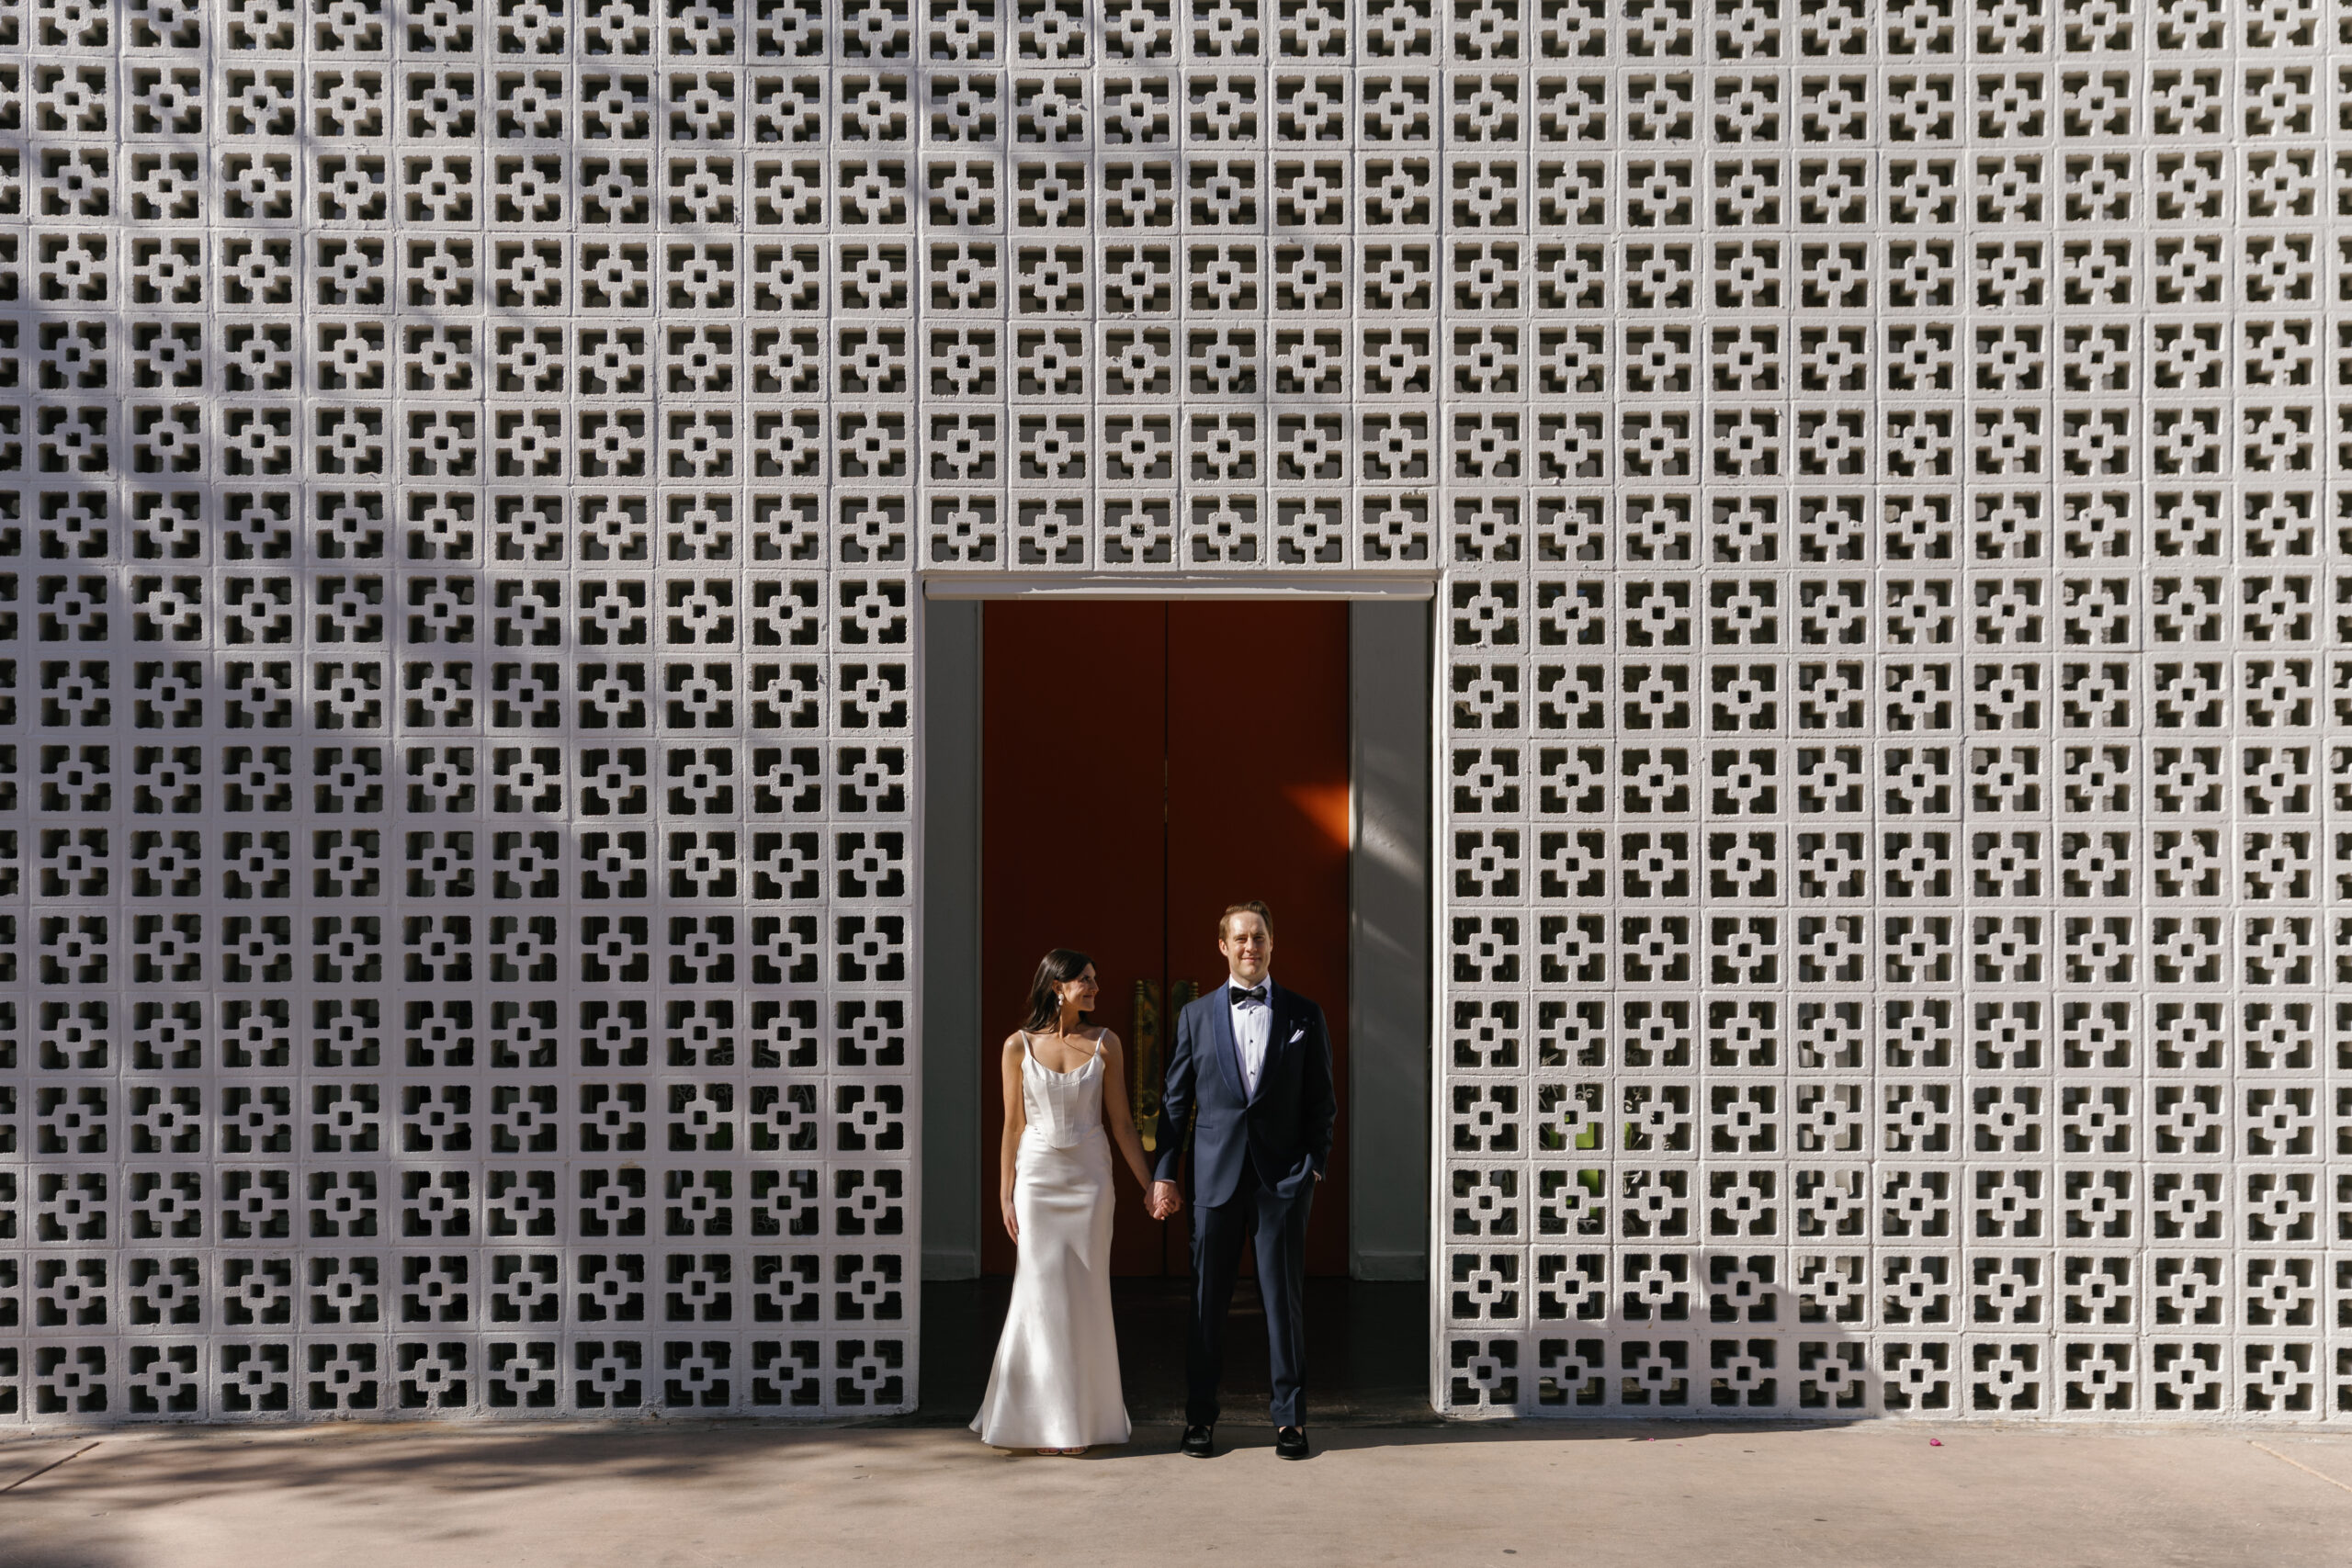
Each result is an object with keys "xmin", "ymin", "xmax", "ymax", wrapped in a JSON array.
[
  {"xmin": 1167, "ymin": 980, "xmax": 1200, "ymax": 1144},
  {"xmin": 1132, "ymin": 978, "xmax": 1162, "ymax": 1150},
  {"xmin": 1132, "ymin": 979, "xmax": 1202, "ymax": 1152}
]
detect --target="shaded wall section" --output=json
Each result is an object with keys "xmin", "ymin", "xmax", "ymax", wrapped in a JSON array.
[
  {"xmin": 920, "ymin": 600, "xmax": 982, "ymax": 1280},
  {"xmin": 1350, "ymin": 602, "xmax": 1432, "ymax": 1281}
]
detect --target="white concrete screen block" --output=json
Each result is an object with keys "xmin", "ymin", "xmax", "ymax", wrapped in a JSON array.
[{"xmin": 0, "ymin": 0, "xmax": 2346, "ymax": 1425}]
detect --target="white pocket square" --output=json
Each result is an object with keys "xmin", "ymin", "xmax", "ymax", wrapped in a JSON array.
[{"xmin": 1288, "ymin": 1027, "xmax": 1306, "ymax": 1043}]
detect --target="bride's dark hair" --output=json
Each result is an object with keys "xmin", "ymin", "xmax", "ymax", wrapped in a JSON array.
[{"xmin": 1020, "ymin": 949, "xmax": 1094, "ymax": 1032}]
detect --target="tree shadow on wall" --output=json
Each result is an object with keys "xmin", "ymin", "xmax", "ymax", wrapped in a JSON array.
[{"xmin": 8, "ymin": 63, "xmax": 936, "ymax": 1423}]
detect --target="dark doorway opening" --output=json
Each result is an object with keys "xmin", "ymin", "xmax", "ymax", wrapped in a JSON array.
[{"xmin": 978, "ymin": 600, "xmax": 1353, "ymax": 1277}]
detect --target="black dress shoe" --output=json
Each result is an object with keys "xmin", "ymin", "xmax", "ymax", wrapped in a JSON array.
[
  {"xmin": 1275, "ymin": 1427, "xmax": 1310, "ymax": 1461},
  {"xmin": 1182, "ymin": 1424, "xmax": 1216, "ymax": 1459}
]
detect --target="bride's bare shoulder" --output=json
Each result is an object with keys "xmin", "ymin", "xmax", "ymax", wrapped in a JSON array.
[{"xmin": 1000, "ymin": 1032, "xmax": 1029, "ymax": 1055}]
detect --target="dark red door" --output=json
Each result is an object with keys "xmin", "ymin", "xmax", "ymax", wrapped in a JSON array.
[{"xmin": 980, "ymin": 601, "xmax": 1351, "ymax": 1276}]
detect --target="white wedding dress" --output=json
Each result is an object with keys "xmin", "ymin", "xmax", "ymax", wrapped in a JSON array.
[{"xmin": 971, "ymin": 1033, "xmax": 1133, "ymax": 1450}]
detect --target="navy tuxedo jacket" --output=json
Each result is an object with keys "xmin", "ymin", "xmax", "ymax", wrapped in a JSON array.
[{"xmin": 1153, "ymin": 979, "xmax": 1338, "ymax": 1208}]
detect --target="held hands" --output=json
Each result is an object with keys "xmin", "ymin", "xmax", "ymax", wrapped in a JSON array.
[{"xmin": 1147, "ymin": 1180, "xmax": 1183, "ymax": 1222}]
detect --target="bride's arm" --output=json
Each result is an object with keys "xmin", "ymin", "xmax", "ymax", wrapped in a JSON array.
[
  {"xmin": 1096, "ymin": 1032, "xmax": 1156, "ymax": 1190},
  {"xmin": 998, "ymin": 1037, "xmax": 1027, "ymax": 1243}
]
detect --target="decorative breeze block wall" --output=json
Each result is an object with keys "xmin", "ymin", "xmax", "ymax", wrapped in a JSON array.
[
  {"xmin": 1420, "ymin": 0, "xmax": 2352, "ymax": 1421},
  {"xmin": 3, "ymin": 0, "xmax": 916, "ymax": 1420},
  {"xmin": 3, "ymin": 0, "xmax": 2350, "ymax": 1426}
]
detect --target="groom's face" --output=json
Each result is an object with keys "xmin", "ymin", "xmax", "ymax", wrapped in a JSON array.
[{"xmin": 1220, "ymin": 912, "xmax": 1272, "ymax": 985}]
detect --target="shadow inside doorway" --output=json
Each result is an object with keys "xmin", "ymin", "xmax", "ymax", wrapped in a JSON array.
[{"xmin": 910, "ymin": 1279, "xmax": 1437, "ymax": 1430}]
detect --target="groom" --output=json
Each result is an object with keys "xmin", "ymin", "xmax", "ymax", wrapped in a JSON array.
[{"xmin": 1148, "ymin": 900, "xmax": 1337, "ymax": 1461}]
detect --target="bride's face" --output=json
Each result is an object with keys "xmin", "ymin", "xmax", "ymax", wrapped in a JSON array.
[{"xmin": 1060, "ymin": 965, "xmax": 1099, "ymax": 1014}]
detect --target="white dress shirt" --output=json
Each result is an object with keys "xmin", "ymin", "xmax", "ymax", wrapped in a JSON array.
[{"xmin": 1227, "ymin": 976, "xmax": 1272, "ymax": 1098}]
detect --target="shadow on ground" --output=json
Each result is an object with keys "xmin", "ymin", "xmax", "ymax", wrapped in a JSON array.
[
  {"xmin": 0, "ymin": 1275, "xmax": 1893, "ymax": 1517},
  {"xmin": 0, "ymin": 1407, "xmax": 1863, "ymax": 1516}
]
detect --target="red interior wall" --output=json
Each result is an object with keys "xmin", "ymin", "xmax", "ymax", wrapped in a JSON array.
[{"xmin": 979, "ymin": 600, "xmax": 1352, "ymax": 1277}]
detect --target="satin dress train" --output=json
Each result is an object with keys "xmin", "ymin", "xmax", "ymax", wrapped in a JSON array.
[{"xmin": 971, "ymin": 1034, "xmax": 1133, "ymax": 1450}]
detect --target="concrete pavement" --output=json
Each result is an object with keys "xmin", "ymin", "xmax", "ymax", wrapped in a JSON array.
[{"xmin": 3, "ymin": 1420, "xmax": 2349, "ymax": 1568}]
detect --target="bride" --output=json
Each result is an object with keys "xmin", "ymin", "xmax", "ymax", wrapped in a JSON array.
[{"xmin": 971, "ymin": 949, "xmax": 1171, "ymax": 1454}]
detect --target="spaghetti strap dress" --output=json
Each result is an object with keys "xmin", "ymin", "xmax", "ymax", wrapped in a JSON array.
[{"xmin": 970, "ymin": 1032, "xmax": 1132, "ymax": 1450}]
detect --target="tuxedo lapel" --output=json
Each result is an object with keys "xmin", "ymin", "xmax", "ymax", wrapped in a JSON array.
[
  {"xmin": 1249, "ymin": 984, "xmax": 1289, "ymax": 1105},
  {"xmin": 1205, "ymin": 988, "xmax": 1246, "ymax": 1103}
]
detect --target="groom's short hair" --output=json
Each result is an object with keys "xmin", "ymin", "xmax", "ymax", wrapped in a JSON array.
[{"xmin": 1218, "ymin": 900, "xmax": 1273, "ymax": 939}]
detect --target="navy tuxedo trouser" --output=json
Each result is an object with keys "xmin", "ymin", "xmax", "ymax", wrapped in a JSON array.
[{"xmin": 1186, "ymin": 1159, "xmax": 1314, "ymax": 1429}]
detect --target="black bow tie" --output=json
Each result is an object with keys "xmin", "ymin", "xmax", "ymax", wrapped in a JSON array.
[{"xmin": 1229, "ymin": 985, "xmax": 1268, "ymax": 1006}]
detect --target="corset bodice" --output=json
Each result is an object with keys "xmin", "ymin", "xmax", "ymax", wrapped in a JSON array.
[{"xmin": 1021, "ymin": 1034, "xmax": 1105, "ymax": 1150}]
